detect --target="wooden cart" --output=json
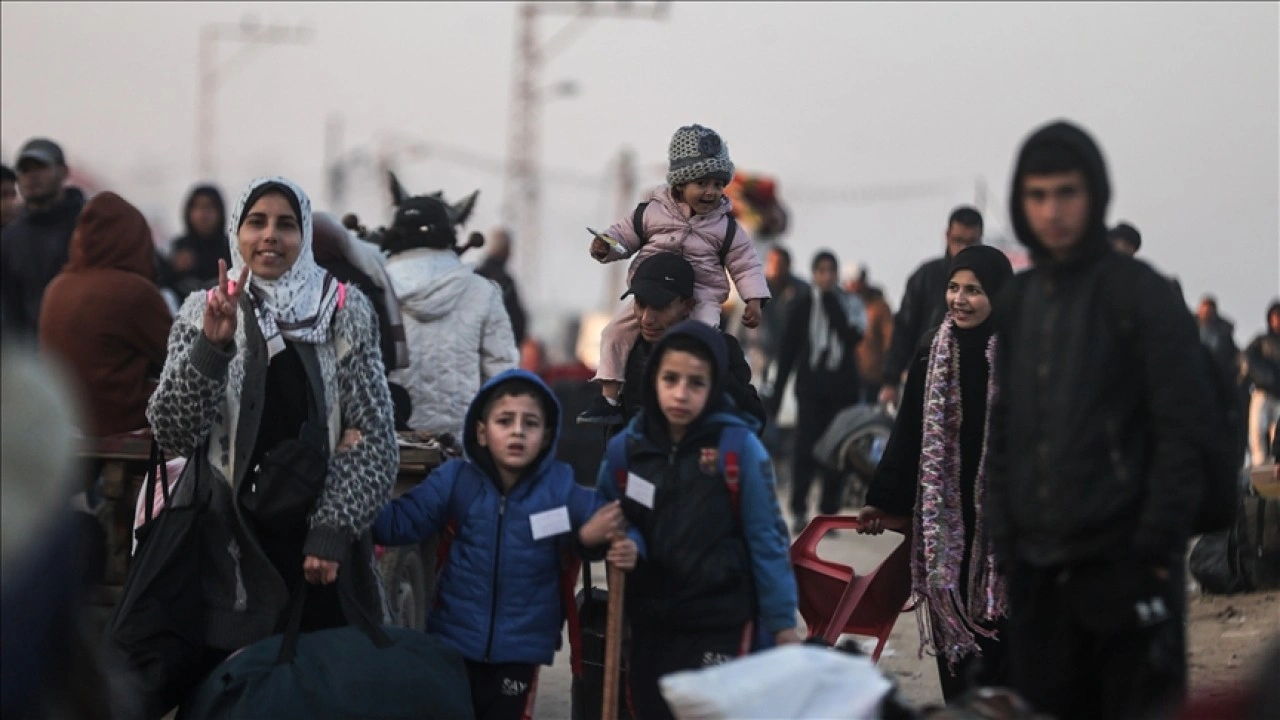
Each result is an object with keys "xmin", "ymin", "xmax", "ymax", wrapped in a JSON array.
[{"xmin": 80, "ymin": 431, "xmax": 445, "ymax": 631}]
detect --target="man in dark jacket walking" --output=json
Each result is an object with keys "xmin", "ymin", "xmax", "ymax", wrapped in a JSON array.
[
  {"xmin": 879, "ymin": 206, "xmax": 983, "ymax": 406},
  {"xmin": 1245, "ymin": 301, "xmax": 1280, "ymax": 466},
  {"xmin": 769, "ymin": 251, "xmax": 865, "ymax": 532},
  {"xmin": 476, "ymin": 227, "xmax": 528, "ymax": 346},
  {"xmin": 1, "ymin": 139, "xmax": 86, "ymax": 339},
  {"xmin": 988, "ymin": 120, "xmax": 1215, "ymax": 720}
]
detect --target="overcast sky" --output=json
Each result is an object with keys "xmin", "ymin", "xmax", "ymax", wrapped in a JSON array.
[{"xmin": 2, "ymin": 1, "xmax": 1276, "ymax": 341}]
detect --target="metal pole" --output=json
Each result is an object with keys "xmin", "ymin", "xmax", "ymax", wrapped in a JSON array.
[
  {"xmin": 197, "ymin": 26, "xmax": 216, "ymax": 180},
  {"xmin": 325, "ymin": 113, "xmax": 345, "ymax": 210},
  {"xmin": 194, "ymin": 19, "xmax": 311, "ymax": 184}
]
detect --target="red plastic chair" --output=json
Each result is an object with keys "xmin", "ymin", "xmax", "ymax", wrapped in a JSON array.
[{"xmin": 790, "ymin": 514, "xmax": 913, "ymax": 662}]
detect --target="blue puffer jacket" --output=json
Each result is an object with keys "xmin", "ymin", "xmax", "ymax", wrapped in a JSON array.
[{"xmin": 374, "ymin": 369, "xmax": 640, "ymax": 665}]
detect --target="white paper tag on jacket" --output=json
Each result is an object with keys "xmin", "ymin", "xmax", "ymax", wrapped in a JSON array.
[
  {"xmin": 530, "ymin": 506, "xmax": 572, "ymax": 541},
  {"xmin": 626, "ymin": 473, "xmax": 656, "ymax": 508}
]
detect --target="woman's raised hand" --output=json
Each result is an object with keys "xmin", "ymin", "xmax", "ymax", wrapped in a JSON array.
[{"xmin": 204, "ymin": 259, "xmax": 250, "ymax": 347}]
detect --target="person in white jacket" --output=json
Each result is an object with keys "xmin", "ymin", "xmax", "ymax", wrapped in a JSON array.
[{"xmin": 383, "ymin": 194, "xmax": 518, "ymax": 436}]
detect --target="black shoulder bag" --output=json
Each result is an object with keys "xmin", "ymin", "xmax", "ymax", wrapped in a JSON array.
[{"xmin": 240, "ymin": 378, "xmax": 330, "ymax": 528}]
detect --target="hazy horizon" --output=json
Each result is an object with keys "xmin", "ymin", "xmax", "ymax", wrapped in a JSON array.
[{"xmin": 2, "ymin": 1, "xmax": 1276, "ymax": 342}]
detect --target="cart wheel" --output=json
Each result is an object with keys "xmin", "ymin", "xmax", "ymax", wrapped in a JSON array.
[{"xmin": 381, "ymin": 546, "xmax": 427, "ymax": 631}]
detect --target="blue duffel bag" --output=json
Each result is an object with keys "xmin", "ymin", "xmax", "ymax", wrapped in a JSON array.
[{"xmin": 179, "ymin": 581, "xmax": 474, "ymax": 720}]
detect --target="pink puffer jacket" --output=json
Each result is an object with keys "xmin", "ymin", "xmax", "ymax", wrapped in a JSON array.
[{"xmin": 599, "ymin": 185, "xmax": 771, "ymax": 306}]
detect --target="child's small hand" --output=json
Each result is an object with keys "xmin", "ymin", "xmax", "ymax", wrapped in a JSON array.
[
  {"xmin": 590, "ymin": 236, "xmax": 610, "ymax": 261},
  {"xmin": 579, "ymin": 500, "xmax": 626, "ymax": 547},
  {"xmin": 741, "ymin": 298, "xmax": 763, "ymax": 329},
  {"xmin": 607, "ymin": 537, "xmax": 638, "ymax": 571}
]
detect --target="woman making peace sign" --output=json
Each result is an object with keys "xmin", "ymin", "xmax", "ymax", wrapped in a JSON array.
[{"xmin": 147, "ymin": 177, "xmax": 398, "ymax": 674}]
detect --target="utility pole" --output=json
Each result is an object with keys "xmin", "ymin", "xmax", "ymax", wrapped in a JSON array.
[
  {"xmin": 196, "ymin": 16, "xmax": 311, "ymax": 181},
  {"xmin": 324, "ymin": 114, "xmax": 345, "ymax": 211},
  {"xmin": 606, "ymin": 147, "xmax": 637, "ymax": 307},
  {"xmin": 503, "ymin": 1, "xmax": 668, "ymax": 307}
]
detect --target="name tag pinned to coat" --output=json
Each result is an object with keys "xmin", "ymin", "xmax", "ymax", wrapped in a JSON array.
[
  {"xmin": 626, "ymin": 473, "xmax": 656, "ymax": 509},
  {"xmin": 530, "ymin": 506, "xmax": 572, "ymax": 540}
]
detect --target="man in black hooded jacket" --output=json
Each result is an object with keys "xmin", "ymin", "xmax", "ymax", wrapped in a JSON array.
[
  {"xmin": 879, "ymin": 206, "xmax": 983, "ymax": 406},
  {"xmin": 987, "ymin": 120, "xmax": 1214, "ymax": 720}
]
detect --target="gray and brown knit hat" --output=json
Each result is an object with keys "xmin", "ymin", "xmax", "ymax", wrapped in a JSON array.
[{"xmin": 667, "ymin": 124, "xmax": 735, "ymax": 187}]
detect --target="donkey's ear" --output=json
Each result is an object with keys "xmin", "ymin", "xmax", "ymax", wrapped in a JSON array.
[
  {"xmin": 387, "ymin": 171, "xmax": 409, "ymax": 206},
  {"xmin": 449, "ymin": 190, "xmax": 480, "ymax": 227}
]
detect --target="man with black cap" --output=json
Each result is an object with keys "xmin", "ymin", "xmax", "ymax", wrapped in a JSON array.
[
  {"xmin": 1, "ymin": 139, "xmax": 86, "ymax": 339},
  {"xmin": 593, "ymin": 251, "xmax": 765, "ymax": 434},
  {"xmin": 987, "ymin": 120, "xmax": 1215, "ymax": 720}
]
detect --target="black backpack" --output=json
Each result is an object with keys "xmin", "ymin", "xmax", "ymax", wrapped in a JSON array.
[
  {"xmin": 1002, "ymin": 257, "xmax": 1241, "ymax": 537},
  {"xmin": 631, "ymin": 201, "xmax": 739, "ymax": 267},
  {"xmin": 1100, "ymin": 257, "xmax": 1242, "ymax": 535}
]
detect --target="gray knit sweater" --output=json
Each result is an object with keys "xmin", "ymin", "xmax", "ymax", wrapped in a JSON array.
[{"xmin": 146, "ymin": 287, "xmax": 397, "ymax": 648}]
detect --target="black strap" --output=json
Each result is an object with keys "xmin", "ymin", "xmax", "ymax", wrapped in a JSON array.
[
  {"xmin": 144, "ymin": 439, "xmax": 172, "ymax": 525},
  {"xmin": 276, "ymin": 574, "xmax": 393, "ymax": 665},
  {"xmin": 631, "ymin": 202, "xmax": 650, "ymax": 247},
  {"xmin": 718, "ymin": 216, "xmax": 738, "ymax": 266}
]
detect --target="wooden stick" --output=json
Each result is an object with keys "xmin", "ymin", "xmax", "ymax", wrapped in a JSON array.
[{"xmin": 602, "ymin": 561, "xmax": 627, "ymax": 720}]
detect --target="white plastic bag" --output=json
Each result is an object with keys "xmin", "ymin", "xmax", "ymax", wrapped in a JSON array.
[{"xmin": 659, "ymin": 645, "xmax": 893, "ymax": 720}]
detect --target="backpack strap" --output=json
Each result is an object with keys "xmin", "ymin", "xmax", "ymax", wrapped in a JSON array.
[
  {"xmin": 336, "ymin": 281, "xmax": 347, "ymax": 310},
  {"xmin": 718, "ymin": 216, "xmax": 739, "ymax": 267},
  {"xmin": 631, "ymin": 202, "xmax": 651, "ymax": 250},
  {"xmin": 718, "ymin": 425, "xmax": 752, "ymax": 524}
]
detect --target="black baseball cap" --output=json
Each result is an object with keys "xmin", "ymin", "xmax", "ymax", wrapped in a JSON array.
[
  {"xmin": 621, "ymin": 252, "xmax": 694, "ymax": 308},
  {"xmin": 17, "ymin": 138, "xmax": 65, "ymax": 168}
]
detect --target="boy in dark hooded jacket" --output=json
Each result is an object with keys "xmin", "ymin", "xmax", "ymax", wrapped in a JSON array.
[
  {"xmin": 599, "ymin": 321, "xmax": 798, "ymax": 720},
  {"xmin": 374, "ymin": 369, "xmax": 641, "ymax": 720},
  {"xmin": 988, "ymin": 120, "xmax": 1215, "ymax": 720}
]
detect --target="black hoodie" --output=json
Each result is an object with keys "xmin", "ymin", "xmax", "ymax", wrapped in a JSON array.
[
  {"xmin": 614, "ymin": 321, "xmax": 765, "ymax": 631},
  {"xmin": 167, "ymin": 185, "xmax": 231, "ymax": 298},
  {"xmin": 1244, "ymin": 302, "xmax": 1280, "ymax": 396},
  {"xmin": 987, "ymin": 121, "xmax": 1214, "ymax": 568}
]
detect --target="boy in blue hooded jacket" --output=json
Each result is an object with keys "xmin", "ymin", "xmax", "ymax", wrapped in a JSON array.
[
  {"xmin": 374, "ymin": 369, "xmax": 642, "ymax": 720},
  {"xmin": 599, "ymin": 321, "xmax": 799, "ymax": 720}
]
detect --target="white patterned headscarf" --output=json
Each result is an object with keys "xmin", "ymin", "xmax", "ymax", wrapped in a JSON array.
[{"xmin": 227, "ymin": 176, "xmax": 339, "ymax": 354}]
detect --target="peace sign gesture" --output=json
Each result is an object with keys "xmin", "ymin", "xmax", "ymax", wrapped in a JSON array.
[{"xmin": 203, "ymin": 259, "xmax": 250, "ymax": 347}]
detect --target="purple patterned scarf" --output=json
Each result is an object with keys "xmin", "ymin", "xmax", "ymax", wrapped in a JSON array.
[{"xmin": 911, "ymin": 315, "xmax": 1008, "ymax": 671}]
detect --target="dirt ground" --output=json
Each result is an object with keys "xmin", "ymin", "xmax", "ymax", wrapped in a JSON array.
[{"xmin": 533, "ymin": 517, "xmax": 1280, "ymax": 718}]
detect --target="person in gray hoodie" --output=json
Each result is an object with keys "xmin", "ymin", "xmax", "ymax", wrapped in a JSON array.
[{"xmin": 383, "ymin": 194, "xmax": 518, "ymax": 436}]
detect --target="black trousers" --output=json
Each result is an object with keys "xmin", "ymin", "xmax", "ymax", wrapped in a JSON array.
[
  {"xmin": 465, "ymin": 660, "xmax": 537, "ymax": 720},
  {"xmin": 1006, "ymin": 555, "xmax": 1187, "ymax": 720},
  {"xmin": 932, "ymin": 617, "xmax": 1009, "ymax": 704},
  {"xmin": 628, "ymin": 625, "xmax": 750, "ymax": 720},
  {"xmin": 790, "ymin": 390, "xmax": 850, "ymax": 518}
]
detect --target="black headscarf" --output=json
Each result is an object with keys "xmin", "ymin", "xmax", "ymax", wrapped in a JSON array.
[{"xmin": 949, "ymin": 245, "xmax": 1015, "ymax": 312}]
